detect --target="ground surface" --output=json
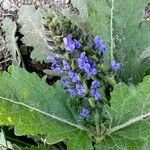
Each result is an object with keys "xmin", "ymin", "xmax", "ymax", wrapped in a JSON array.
[{"xmin": 0, "ymin": 0, "xmax": 70, "ymax": 70}]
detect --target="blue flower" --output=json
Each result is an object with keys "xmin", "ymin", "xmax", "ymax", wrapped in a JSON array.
[
  {"xmin": 90, "ymin": 89, "xmax": 101, "ymax": 100},
  {"xmin": 64, "ymin": 86, "xmax": 69, "ymax": 90},
  {"xmin": 94, "ymin": 36, "xmax": 107, "ymax": 54},
  {"xmin": 67, "ymin": 88, "xmax": 76, "ymax": 96},
  {"xmin": 83, "ymin": 63, "xmax": 91, "ymax": 73},
  {"xmin": 51, "ymin": 63, "xmax": 62, "ymax": 74},
  {"xmin": 55, "ymin": 67, "xmax": 63, "ymax": 74},
  {"xmin": 69, "ymin": 71, "xmax": 79, "ymax": 83},
  {"xmin": 61, "ymin": 77, "xmax": 68, "ymax": 84},
  {"xmin": 74, "ymin": 39, "xmax": 81, "ymax": 49},
  {"xmin": 78, "ymin": 52, "xmax": 97, "ymax": 76},
  {"xmin": 47, "ymin": 56, "xmax": 57, "ymax": 63},
  {"xmin": 51, "ymin": 63, "xmax": 58, "ymax": 70},
  {"xmin": 91, "ymin": 80, "xmax": 100, "ymax": 89},
  {"xmin": 91, "ymin": 68, "xmax": 97, "ymax": 75},
  {"xmin": 100, "ymin": 44, "xmax": 107, "ymax": 54},
  {"xmin": 62, "ymin": 60, "xmax": 70, "ymax": 71},
  {"xmin": 77, "ymin": 52, "xmax": 88, "ymax": 69},
  {"xmin": 94, "ymin": 36, "xmax": 104, "ymax": 47},
  {"xmin": 78, "ymin": 59, "xmax": 86, "ymax": 69},
  {"xmin": 76, "ymin": 84, "xmax": 85, "ymax": 95},
  {"xmin": 80, "ymin": 107, "xmax": 89, "ymax": 117},
  {"xmin": 63, "ymin": 35, "xmax": 75, "ymax": 52},
  {"xmin": 111, "ymin": 60, "xmax": 121, "ymax": 71}
]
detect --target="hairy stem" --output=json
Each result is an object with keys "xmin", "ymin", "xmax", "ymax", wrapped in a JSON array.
[{"xmin": 110, "ymin": 0, "xmax": 114, "ymax": 61}]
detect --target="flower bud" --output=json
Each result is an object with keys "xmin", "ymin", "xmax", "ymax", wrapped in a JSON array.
[{"xmin": 88, "ymin": 97, "xmax": 96, "ymax": 108}]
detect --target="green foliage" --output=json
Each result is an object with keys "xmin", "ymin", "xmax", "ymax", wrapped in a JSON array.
[
  {"xmin": 0, "ymin": 1, "xmax": 150, "ymax": 149},
  {"xmin": 87, "ymin": 0, "xmax": 111, "ymax": 45},
  {"xmin": 0, "ymin": 66, "xmax": 150, "ymax": 149},
  {"xmin": 0, "ymin": 66, "xmax": 92, "ymax": 150},
  {"xmin": 15, "ymin": 144, "xmax": 60, "ymax": 150},
  {"xmin": 69, "ymin": 0, "xmax": 150, "ymax": 83},
  {"xmin": 2, "ymin": 18, "xmax": 21, "ymax": 66},
  {"xmin": 18, "ymin": 5, "xmax": 55, "ymax": 63},
  {"xmin": 0, "ymin": 129, "xmax": 13, "ymax": 149},
  {"xmin": 62, "ymin": 0, "xmax": 90, "ymax": 31},
  {"xmin": 113, "ymin": 0, "xmax": 150, "ymax": 83},
  {"xmin": 96, "ymin": 75, "xmax": 150, "ymax": 149}
]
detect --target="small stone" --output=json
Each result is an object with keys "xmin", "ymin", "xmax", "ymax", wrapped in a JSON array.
[
  {"xmin": 65, "ymin": 0, "xmax": 70, "ymax": 4},
  {"xmin": 2, "ymin": 0, "xmax": 11, "ymax": 10}
]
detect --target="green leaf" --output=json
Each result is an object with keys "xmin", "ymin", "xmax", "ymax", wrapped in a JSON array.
[
  {"xmin": 87, "ymin": 0, "xmax": 111, "ymax": 45},
  {"xmin": 88, "ymin": 0, "xmax": 150, "ymax": 83},
  {"xmin": 18, "ymin": 5, "xmax": 56, "ymax": 63},
  {"xmin": 75, "ymin": 0, "xmax": 150, "ymax": 83},
  {"xmin": 0, "ymin": 129, "xmax": 13, "ymax": 150},
  {"xmin": 96, "ymin": 75, "xmax": 150, "ymax": 149},
  {"xmin": 19, "ymin": 144, "xmax": 59, "ymax": 150},
  {"xmin": 87, "ymin": 0, "xmax": 111, "ymax": 66},
  {"xmin": 113, "ymin": 0, "xmax": 150, "ymax": 83},
  {"xmin": 96, "ymin": 138, "xmax": 149, "ymax": 150},
  {"xmin": 0, "ymin": 66, "xmax": 93, "ymax": 150},
  {"xmin": 62, "ymin": 0, "xmax": 90, "ymax": 31},
  {"xmin": 2, "ymin": 18, "xmax": 21, "ymax": 66},
  {"xmin": 62, "ymin": 0, "xmax": 110, "ymax": 44}
]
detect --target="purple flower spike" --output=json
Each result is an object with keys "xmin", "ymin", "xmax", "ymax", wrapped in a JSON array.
[
  {"xmin": 76, "ymin": 84, "xmax": 85, "ymax": 95},
  {"xmin": 74, "ymin": 39, "xmax": 81, "ymax": 49},
  {"xmin": 63, "ymin": 60, "xmax": 70, "ymax": 71},
  {"xmin": 90, "ymin": 89, "xmax": 101, "ymax": 100},
  {"xmin": 63, "ymin": 35, "xmax": 75, "ymax": 52},
  {"xmin": 111, "ymin": 60, "xmax": 121, "ymax": 71},
  {"xmin": 91, "ymin": 80, "xmax": 100, "ymax": 89},
  {"xmin": 69, "ymin": 71, "xmax": 79, "ymax": 83},
  {"xmin": 80, "ymin": 108, "xmax": 89, "ymax": 118}
]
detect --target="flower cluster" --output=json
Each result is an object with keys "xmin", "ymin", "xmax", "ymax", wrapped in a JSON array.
[
  {"xmin": 47, "ymin": 34, "xmax": 121, "ymax": 118},
  {"xmin": 90, "ymin": 80, "xmax": 101, "ymax": 100},
  {"xmin": 63, "ymin": 35, "xmax": 81, "ymax": 52},
  {"xmin": 78, "ymin": 52, "xmax": 97, "ymax": 76}
]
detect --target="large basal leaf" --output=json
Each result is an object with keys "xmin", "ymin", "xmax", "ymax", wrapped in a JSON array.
[
  {"xmin": 17, "ymin": 5, "xmax": 55, "ymax": 63},
  {"xmin": 2, "ymin": 18, "xmax": 21, "ymax": 66},
  {"xmin": 0, "ymin": 67, "xmax": 93, "ymax": 150},
  {"xmin": 96, "ymin": 75, "xmax": 150, "ymax": 149},
  {"xmin": 14, "ymin": 144, "xmax": 61, "ymax": 150}
]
